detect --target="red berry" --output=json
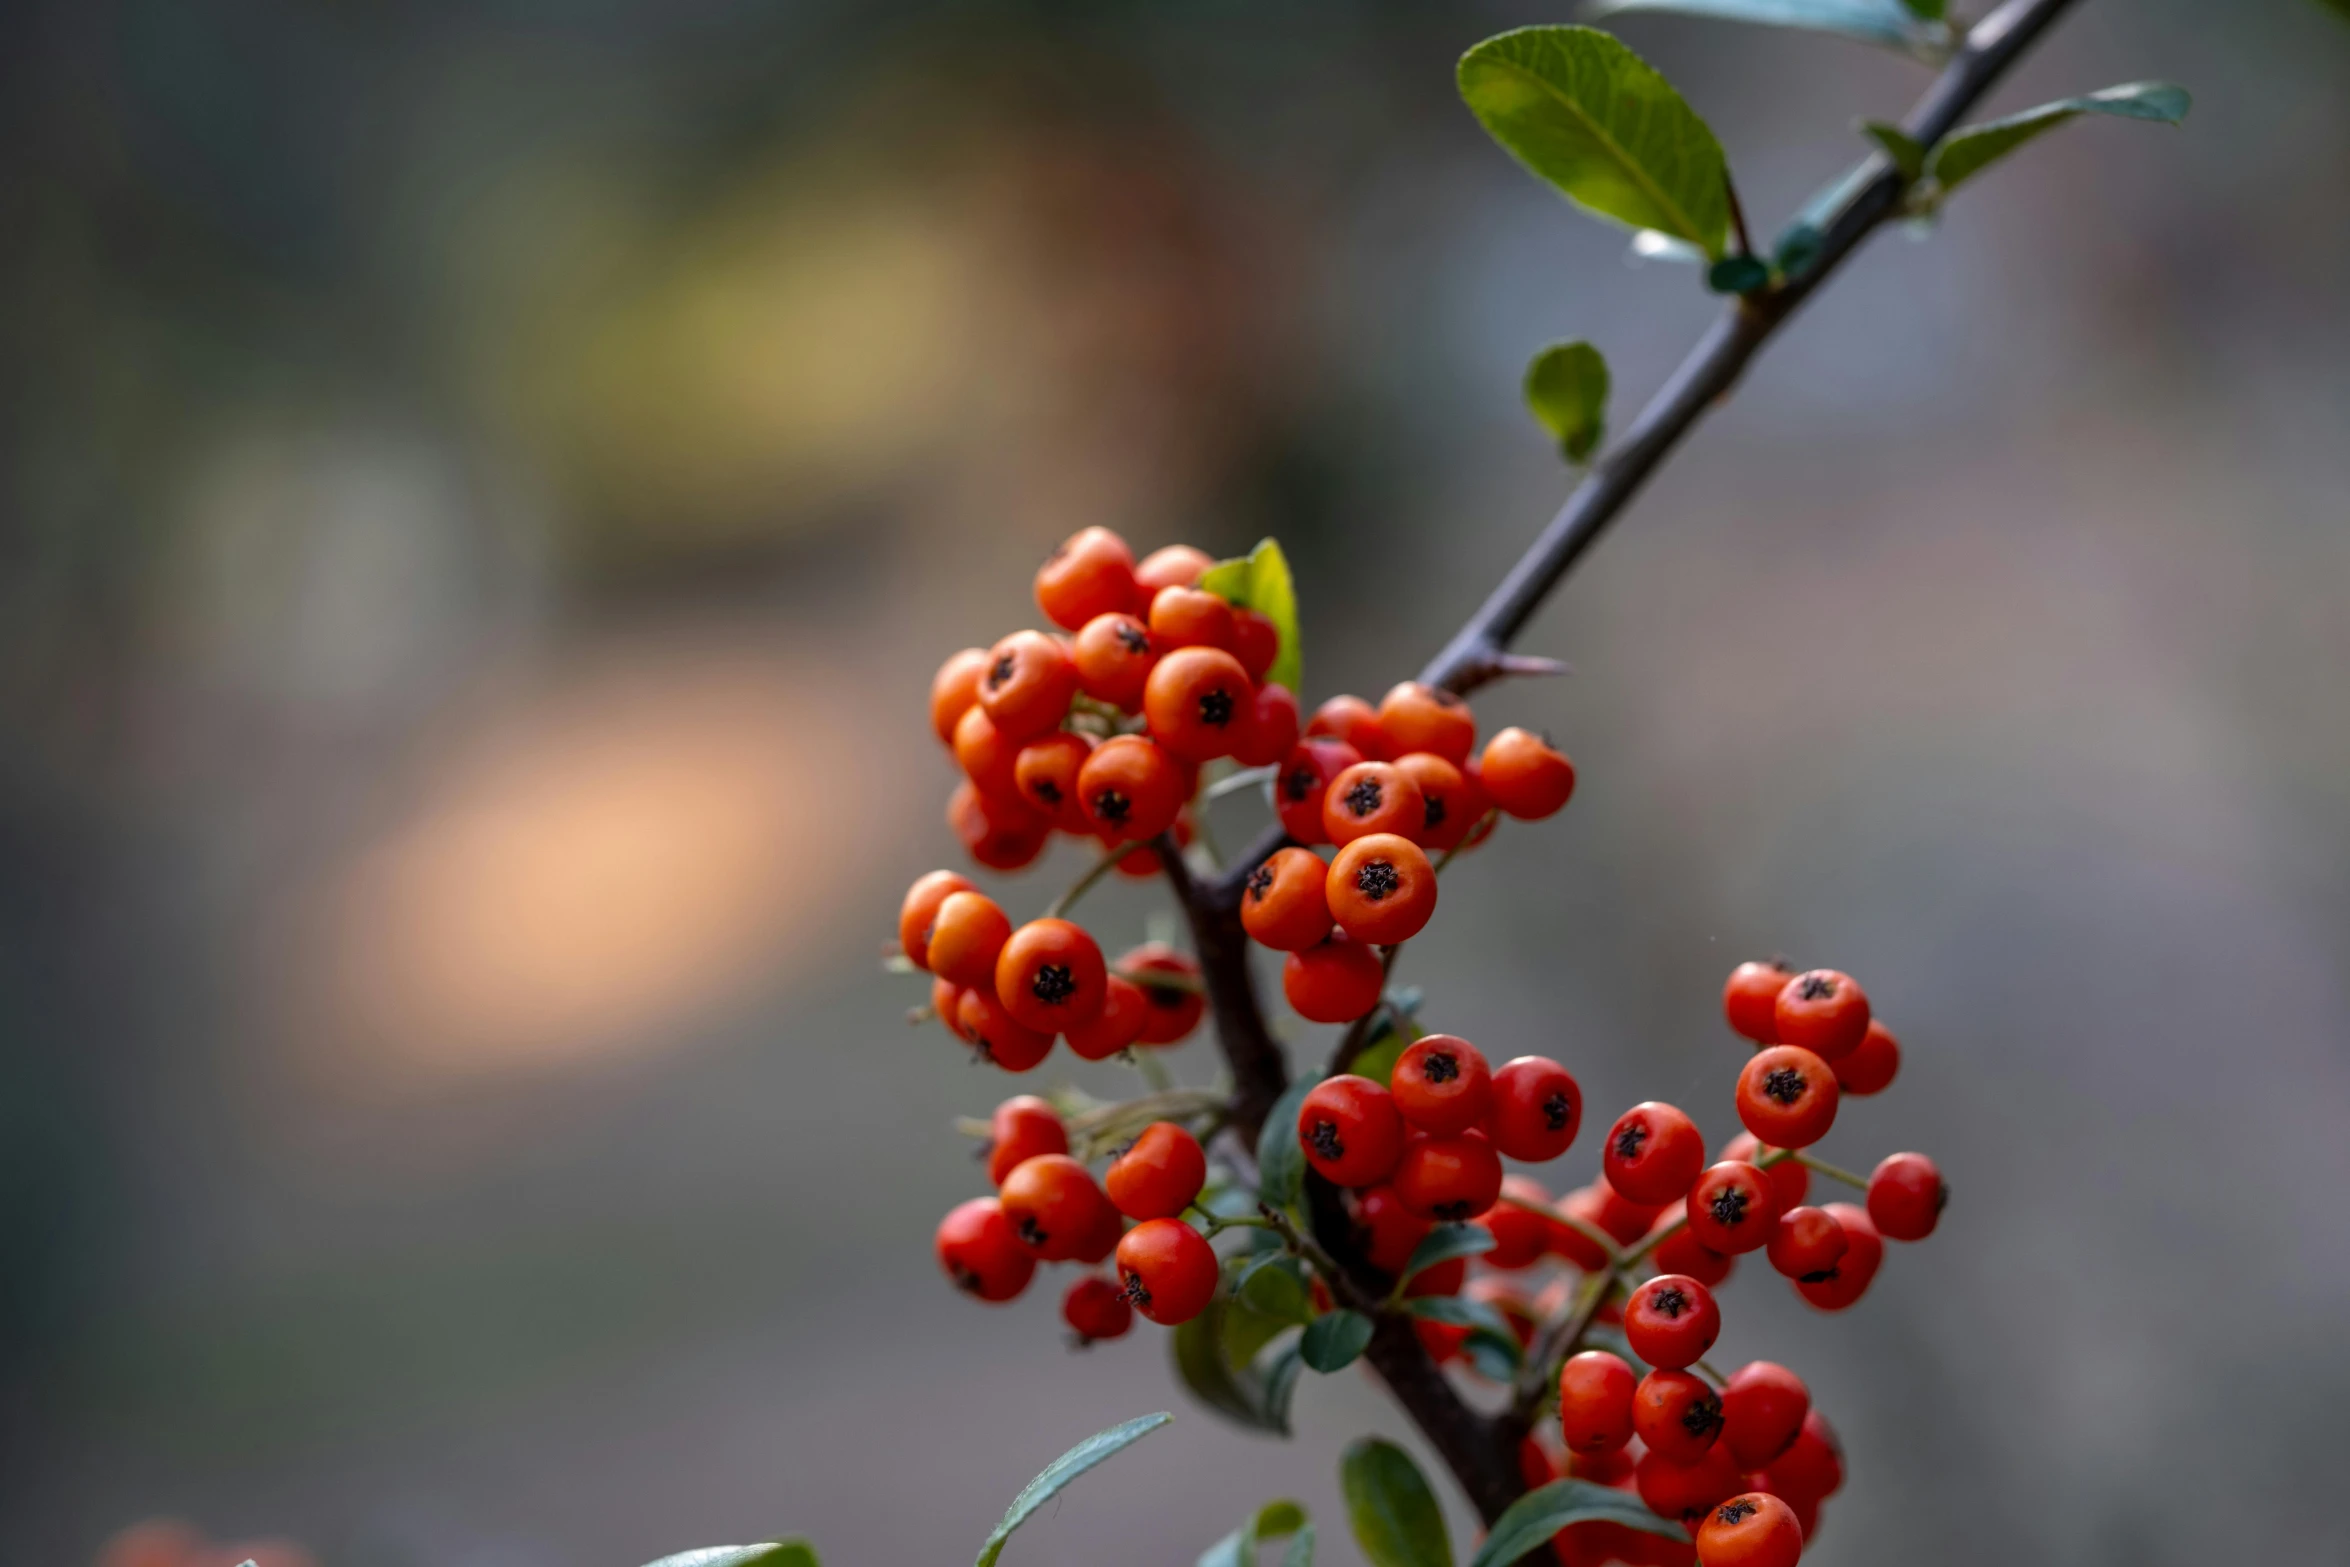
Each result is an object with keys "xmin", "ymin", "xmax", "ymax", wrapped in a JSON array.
[
  {"xmin": 1547, "ymin": 1186, "xmax": 1616, "ymax": 1272},
  {"xmin": 1833, "ymin": 1019, "xmax": 1900, "ymax": 1095},
  {"xmin": 1391, "ymin": 1034, "xmax": 1494, "ymax": 1135},
  {"xmin": 1765, "ymin": 1206, "xmax": 1848, "ymax": 1282},
  {"xmin": 1143, "ymin": 646, "xmax": 1254, "ymax": 763},
  {"xmin": 1322, "ymin": 761, "xmax": 1425, "ymax": 846},
  {"xmin": 1558, "ymin": 1350, "xmax": 1636, "ymax": 1455},
  {"xmin": 1649, "ymin": 1213, "xmax": 1735, "ymax": 1288},
  {"xmin": 1590, "ymin": 1181, "xmax": 1666, "ymax": 1246},
  {"xmin": 1147, "ymin": 583, "xmax": 1238, "ymax": 652},
  {"xmin": 1062, "ymin": 974, "xmax": 1150, "ymax": 1060},
  {"xmin": 931, "ymin": 648, "xmax": 989, "ymax": 747},
  {"xmin": 1479, "ymin": 1175, "xmax": 1553, "ymax": 1270},
  {"xmin": 1075, "ymin": 1200, "xmax": 1124, "ymax": 1265},
  {"xmin": 1719, "ymin": 1362, "xmax": 1810, "ymax": 1470},
  {"xmin": 987, "ymin": 1095, "xmax": 1068, "ymax": 1186},
  {"xmin": 1119, "ymin": 943, "xmax": 1205, "ymax": 1045},
  {"xmin": 1479, "ymin": 727, "xmax": 1576, "ymax": 819},
  {"xmin": 1298, "ymin": 1075, "xmax": 1406, "ymax": 1188},
  {"xmin": 1061, "ymin": 1273, "xmax": 1135, "ymax": 1343},
  {"xmin": 1281, "ymin": 933, "xmax": 1385, "ymax": 1023},
  {"xmin": 1105, "ymin": 1121, "xmax": 1207, "ymax": 1221},
  {"xmin": 946, "ymin": 779, "xmax": 1051, "ymax": 871},
  {"xmin": 1232, "ymin": 608, "xmax": 1280, "ymax": 681},
  {"xmin": 1633, "ymin": 1368, "xmax": 1725, "ymax": 1465},
  {"xmin": 994, "ymin": 918, "xmax": 1109, "ymax": 1033},
  {"xmin": 998, "ymin": 1153, "xmax": 1115, "ymax": 1261},
  {"xmin": 1866, "ymin": 1152, "xmax": 1946, "ymax": 1241},
  {"xmin": 1721, "ymin": 1132, "xmax": 1809, "ymax": 1210},
  {"xmin": 1623, "ymin": 1275, "xmax": 1720, "ymax": 1370},
  {"xmin": 1772, "ymin": 969, "xmax": 1870, "ymax": 1061},
  {"xmin": 898, "ymin": 870, "xmax": 979, "ymax": 971},
  {"xmin": 1794, "ymin": 1203, "xmax": 1882, "ymax": 1311},
  {"xmin": 1035, "ymin": 526, "xmax": 1140, "ymax": 630},
  {"xmin": 936, "ymin": 1196, "xmax": 1036, "ymax": 1303},
  {"xmin": 1760, "ymin": 1409, "xmax": 1844, "ymax": 1503},
  {"xmin": 1071, "ymin": 611, "xmax": 1158, "ymax": 710},
  {"xmin": 1721, "ymin": 960, "xmax": 1790, "ymax": 1044},
  {"xmin": 1392, "ymin": 1132, "xmax": 1504, "ymax": 1221},
  {"xmin": 1274, "ymin": 737, "xmax": 1362, "ymax": 845},
  {"xmin": 956, "ymin": 989, "xmax": 1053, "ymax": 1072},
  {"xmin": 1078, "ymin": 734, "xmax": 1187, "ymax": 841},
  {"xmin": 1326, "ymin": 833, "xmax": 1438, "ymax": 945},
  {"xmin": 1603, "ymin": 1102, "xmax": 1707, "ymax": 1207},
  {"xmin": 1352, "ymin": 1183, "xmax": 1433, "ymax": 1272},
  {"xmin": 1735, "ymin": 1046, "xmax": 1839, "ymax": 1149},
  {"xmin": 1134, "ymin": 543, "xmax": 1213, "ymax": 595},
  {"xmin": 924, "ymin": 888, "xmax": 1012, "ymax": 991},
  {"xmin": 1306, "ymin": 693, "xmax": 1388, "ymax": 758},
  {"xmin": 1392, "ymin": 751, "xmax": 1485, "ymax": 852},
  {"xmin": 1233, "ymin": 681, "xmax": 1302, "ymax": 768},
  {"xmin": 1115, "ymin": 1216, "xmax": 1218, "ymax": 1325},
  {"xmin": 1486, "ymin": 1055, "xmax": 1583, "ymax": 1162},
  {"xmin": 1635, "ymin": 1445, "xmax": 1744, "ymax": 1534},
  {"xmin": 1377, "ymin": 681, "xmax": 1476, "ymax": 764},
  {"xmin": 1685, "ymin": 1162, "xmax": 1783, "ymax": 1255},
  {"xmin": 952, "ymin": 702, "xmax": 1024, "ymax": 802},
  {"xmin": 1695, "ymin": 1493, "xmax": 1802, "ymax": 1567},
  {"xmin": 1240, "ymin": 846, "xmax": 1337, "ymax": 952},
  {"xmin": 1013, "ymin": 731, "xmax": 1096, "ymax": 829},
  {"xmin": 978, "ymin": 629, "xmax": 1079, "ymax": 742}
]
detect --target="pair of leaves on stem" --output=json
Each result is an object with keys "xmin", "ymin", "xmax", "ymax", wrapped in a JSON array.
[
  {"xmin": 1341, "ymin": 1439, "xmax": 1684, "ymax": 1567},
  {"xmin": 1863, "ymin": 81, "xmax": 2192, "ymax": 204}
]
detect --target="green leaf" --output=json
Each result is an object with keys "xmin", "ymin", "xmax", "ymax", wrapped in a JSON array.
[
  {"xmin": 1400, "ymin": 1294, "xmax": 1515, "ymax": 1339},
  {"xmin": 1280, "ymin": 1522, "xmax": 1316, "ymax": 1567},
  {"xmin": 1771, "ymin": 222, "xmax": 1825, "ymax": 278},
  {"xmin": 1523, "ymin": 342, "xmax": 1609, "ymax": 464},
  {"xmin": 641, "ymin": 1548, "xmax": 819, "ymax": 1567},
  {"xmin": 1704, "ymin": 255, "xmax": 1770, "ymax": 295},
  {"xmin": 1299, "ymin": 1307, "xmax": 1375, "ymax": 1372},
  {"xmin": 1458, "ymin": 26, "xmax": 1731, "ymax": 257},
  {"xmin": 1859, "ymin": 120, "xmax": 1926, "ymax": 180},
  {"xmin": 1199, "ymin": 538, "xmax": 1302, "ymax": 696},
  {"xmin": 1929, "ymin": 82, "xmax": 2192, "ymax": 193},
  {"xmin": 1351, "ymin": 1016, "xmax": 1422, "ymax": 1089},
  {"xmin": 1339, "ymin": 1438, "xmax": 1454, "ymax": 1567},
  {"xmin": 1900, "ymin": 0, "xmax": 1947, "ymax": 17},
  {"xmin": 1464, "ymin": 1480, "xmax": 1687, "ymax": 1567},
  {"xmin": 974, "ymin": 1412, "xmax": 1173, "ymax": 1567},
  {"xmin": 1258, "ymin": 1075, "xmax": 1319, "ymax": 1213},
  {"xmin": 1588, "ymin": 0, "xmax": 1936, "ymax": 57},
  {"xmin": 1395, "ymin": 1223, "xmax": 1495, "ymax": 1288},
  {"xmin": 1174, "ymin": 1289, "xmax": 1298, "ymax": 1435},
  {"xmin": 1199, "ymin": 1499, "xmax": 1311, "ymax": 1567},
  {"xmin": 1239, "ymin": 1253, "xmax": 1316, "ymax": 1327},
  {"xmin": 1460, "ymin": 1327, "xmax": 1525, "ymax": 1381}
]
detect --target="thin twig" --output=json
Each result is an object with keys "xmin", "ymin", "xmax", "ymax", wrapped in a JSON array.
[
  {"xmin": 1794, "ymin": 1149, "xmax": 1871, "ymax": 1189},
  {"xmin": 1047, "ymin": 841, "xmax": 1151, "ymax": 920}
]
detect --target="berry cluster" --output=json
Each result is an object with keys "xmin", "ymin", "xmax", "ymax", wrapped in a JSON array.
[{"xmin": 1295, "ymin": 963, "xmax": 1945, "ymax": 1567}]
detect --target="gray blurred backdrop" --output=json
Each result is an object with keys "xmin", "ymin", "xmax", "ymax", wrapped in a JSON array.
[{"xmin": 4, "ymin": 2, "xmax": 2347, "ymax": 1564}]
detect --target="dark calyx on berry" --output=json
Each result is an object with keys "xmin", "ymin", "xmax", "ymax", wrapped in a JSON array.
[
  {"xmin": 1199, "ymin": 689, "xmax": 1235, "ymax": 726},
  {"xmin": 1432, "ymin": 1200, "xmax": 1472, "ymax": 1221},
  {"xmin": 1031, "ymin": 964, "xmax": 1077, "ymax": 1005},
  {"xmin": 1033, "ymin": 779, "xmax": 1062, "ymax": 804},
  {"xmin": 1614, "ymin": 1121, "xmax": 1649, "ymax": 1159},
  {"xmin": 988, "ymin": 653, "xmax": 1016, "ymax": 688},
  {"xmin": 951, "ymin": 1264, "xmax": 983, "ymax": 1295},
  {"xmin": 1652, "ymin": 1285, "xmax": 1688, "ymax": 1318},
  {"xmin": 1355, "ymin": 860, "xmax": 1401, "ymax": 901},
  {"xmin": 1799, "ymin": 1265, "xmax": 1839, "ymax": 1283},
  {"xmin": 1424, "ymin": 797, "xmax": 1447, "ymax": 828},
  {"xmin": 1016, "ymin": 1213, "xmax": 1049, "ymax": 1247},
  {"xmin": 1797, "ymin": 973, "xmax": 1837, "ymax": 1000},
  {"xmin": 1309, "ymin": 1119, "xmax": 1345, "ymax": 1160},
  {"xmin": 1763, "ymin": 1066, "xmax": 1806, "ymax": 1104},
  {"xmin": 1344, "ymin": 777, "xmax": 1383, "ymax": 816},
  {"xmin": 1122, "ymin": 1270, "xmax": 1152, "ymax": 1308},
  {"xmin": 1421, "ymin": 1051, "xmax": 1459, "ymax": 1084},
  {"xmin": 1683, "ymin": 1396, "xmax": 1723, "ymax": 1437},
  {"xmin": 1284, "ymin": 767, "xmax": 1317, "ymax": 801},
  {"xmin": 1144, "ymin": 983, "xmax": 1187, "ymax": 1010},
  {"xmin": 1543, "ymin": 1092, "xmax": 1571, "ymax": 1130},
  {"xmin": 1715, "ymin": 1498, "xmax": 1758, "ymax": 1526},
  {"xmin": 1092, "ymin": 789, "xmax": 1131, "ymax": 824},
  {"xmin": 1709, "ymin": 1187, "xmax": 1749, "ymax": 1226},
  {"xmin": 1115, "ymin": 622, "xmax": 1149, "ymax": 654},
  {"xmin": 1246, "ymin": 863, "xmax": 1275, "ymax": 899}
]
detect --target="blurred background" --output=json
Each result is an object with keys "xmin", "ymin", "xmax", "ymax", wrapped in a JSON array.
[{"xmin": 4, "ymin": 1, "xmax": 2347, "ymax": 1563}]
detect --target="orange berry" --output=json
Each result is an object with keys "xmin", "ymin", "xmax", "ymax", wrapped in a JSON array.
[
  {"xmin": 1327, "ymin": 833, "xmax": 1437, "ymax": 944},
  {"xmin": 1307, "ymin": 693, "xmax": 1387, "ymax": 758},
  {"xmin": 1147, "ymin": 584, "xmax": 1238, "ymax": 652},
  {"xmin": 1077, "ymin": 734, "xmax": 1186, "ymax": 841},
  {"xmin": 947, "ymin": 780, "xmax": 1049, "ymax": 871},
  {"xmin": 1000, "ymin": 1153, "xmax": 1115, "ymax": 1261},
  {"xmin": 1240, "ymin": 846, "xmax": 1336, "ymax": 951},
  {"xmin": 1480, "ymin": 727, "xmax": 1576, "ymax": 819},
  {"xmin": 994, "ymin": 917, "xmax": 1109, "ymax": 1033},
  {"xmin": 930, "ymin": 648, "xmax": 989, "ymax": 746},
  {"xmin": 1143, "ymin": 645, "xmax": 1255, "ymax": 763},
  {"xmin": 1063, "ymin": 973, "xmax": 1150, "ymax": 1060},
  {"xmin": 1321, "ymin": 760, "xmax": 1425, "ymax": 845},
  {"xmin": 926, "ymin": 889, "xmax": 1012, "ymax": 990},
  {"xmin": 979, "ymin": 629, "xmax": 1079, "ymax": 742},
  {"xmin": 1282, "ymin": 933, "xmax": 1385, "ymax": 1022},
  {"xmin": 1391, "ymin": 750, "xmax": 1486, "ymax": 851},
  {"xmin": 1274, "ymin": 737, "xmax": 1360, "ymax": 844},
  {"xmin": 1035, "ymin": 526, "xmax": 1139, "ymax": 630},
  {"xmin": 1013, "ymin": 731, "xmax": 1095, "ymax": 830},
  {"xmin": 1120, "ymin": 942, "xmax": 1205, "ymax": 1045},
  {"xmin": 899, "ymin": 869, "xmax": 979, "ymax": 969},
  {"xmin": 1232, "ymin": 608, "xmax": 1280, "ymax": 681},
  {"xmin": 1378, "ymin": 681, "xmax": 1475, "ymax": 764},
  {"xmin": 1134, "ymin": 543, "xmax": 1215, "ymax": 596},
  {"xmin": 1232, "ymin": 680, "xmax": 1301, "ymax": 767},
  {"xmin": 1071, "ymin": 611, "xmax": 1158, "ymax": 710},
  {"xmin": 1695, "ymin": 1492, "xmax": 1802, "ymax": 1567},
  {"xmin": 955, "ymin": 988, "xmax": 1053, "ymax": 1072}
]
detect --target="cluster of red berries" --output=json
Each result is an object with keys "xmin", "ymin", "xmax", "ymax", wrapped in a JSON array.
[
  {"xmin": 1294, "ymin": 963, "xmax": 1946, "ymax": 1567},
  {"xmin": 934, "ymin": 1097, "xmax": 1224, "ymax": 1341}
]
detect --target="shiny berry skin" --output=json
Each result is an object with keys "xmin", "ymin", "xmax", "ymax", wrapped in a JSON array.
[
  {"xmin": 999, "ymin": 1153, "xmax": 1115, "ymax": 1262},
  {"xmin": 1297, "ymin": 1075, "xmax": 1405, "ymax": 1188},
  {"xmin": 1624, "ymin": 1275, "xmax": 1720, "ymax": 1369},
  {"xmin": 1147, "ymin": 584, "xmax": 1238, "ymax": 652},
  {"xmin": 1013, "ymin": 731, "xmax": 1095, "ymax": 829},
  {"xmin": 1377, "ymin": 681, "xmax": 1476, "ymax": 764},
  {"xmin": 1392, "ymin": 1132, "xmax": 1504, "ymax": 1220},
  {"xmin": 1604, "ymin": 1101, "xmax": 1708, "ymax": 1207},
  {"xmin": 1772, "ymin": 969, "xmax": 1870, "ymax": 1061},
  {"xmin": 932, "ymin": 977, "xmax": 970, "ymax": 1043},
  {"xmin": 1866, "ymin": 1151, "xmax": 1947, "ymax": 1241},
  {"xmin": 898, "ymin": 870, "xmax": 979, "ymax": 971},
  {"xmin": 1479, "ymin": 727, "xmax": 1576, "ymax": 819},
  {"xmin": 936, "ymin": 1197, "xmax": 1036, "ymax": 1302},
  {"xmin": 1061, "ymin": 1273, "xmax": 1135, "ymax": 1343},
  {"xmin": 1486, "ymin": 1055, "xmax": 1583, "ymax": 1161},
  {"xmin": 1134, "ymin": 542, "xmax": 1214, "ymax": 595},
  {"xmin": 956, "ymin": 989, "xmax": 1053, "ymax": 1072},
  {"xmin": 1105, "ymin": 1121, "xmax": 1207, "ymax": 1220},
  {"xmin": 1232, "ymin": 680, "xmax": 1301, "ymax": 767},
  {"xmin": 1547, "ymin": 1186, "xmax": 1616, "ymax": 1271},
  {"xmin": 1274, "ymin": 737, "xmax": 1361, "ymax": 844},
  {"xmin": 1327, "ymin": 833, "xmax": 1438, "ymax": 945},
  {"xmin": 995, "ymin": 918, "xmax": 1109, "ymax": 1033},
  {"xmin": 1352, "ymin": 1184, "xmax": 1432, "ymax": 1273},
  {"xmin": 1719, "ymin": 1362, "xmax": 1810, "ymax": 1469},
  {"xmin": 1721, "ymin": 960, "xmax": 1790, "ymax": 1044},
  {"xmin": 1636, "ymin": 1445, "xmax": 1745, "ymax": 1534},
  {"xmin": 1115, "ymin": 1216, "xmax": 1218, "ymax": 1325},
  {"xmin": 1035, "ymin": 526, "xmax": 1140, "ymax": 629},
  {"xmin": 1322, "ymin": 760, "xmax": 1425, "ymax": 846},
  {"xmin": 978, "ymin": 629, "xmax": 1079, "ymax": 742},
  {"xmin": 1062, "ymin": 973, "xmax": 1150, "ymax": 1061},
  {"xmin": 1071, "ymin": 611, "xmax": 1159, "ymax": 710},
  {"xmin": 1078, "ymin": 734, "xmax": 1186, "ymax": 841},
  {"xmin": 987, "ymin": 1095, "xmax": 1069, "ymax": 1186},
  {"xmin": 1650, "ymin": 1215, "xmax": 1735, "ymax": 1288},
  {"xmin": 1479, "ymin": 1175, "xmax": 1553, "ymax": 1270},
  {"xmin": 1075, "ymin": 1200, "xmax": 1124, "ymax": 1265},
  {"xmin": 1240, "ymin": 846, "xmax": 1336, "ymax": 952},
  {"xmin": 1143, "ymin": 645, "xmax": 1254, "ymax": 763},
  {"xmin": 1282, "ymin": 934, "xmax": 1385, "ymax": 1023},
  {"xmin": 1795, "ymin": 1203, "xmax": 1882, "ymax": 1310},
  {"xmin": 1558, "ymin": 1350, "xmax": 1637, "ymax": 1454},
  {"xmin": 1391, "ymin": 1034, "xmax": 1494, "ymax": 1136},
  {"xmin": 1834, "ymin": 1019, "xmax": 1901, "ymax": 1095},
  {"xmin": 1765, "ymin": 1206, "xmax": 1848, "ymax": 1282},
  {"xmin": 1392, "ymin": 751, "xmax": 1484, "ymax": 851},
  {"xmin": 1695, "ymin": 1493, "xmax": 1802, "ymax": 1567},
  {"xmin": 1760, "ymin": 1409, "xmax": 1844, "ymax": 1502},
  {"xmin": 1306, "ymin": 693, "xmax": 1388, "ymax": 758},
  {"xmin": 951, "ymin": 702, "xmax": 1025, "ymax": 803},
  {"xmin": 1119, "ymin": 943, "xmax": 1205, "ymax": 1044},
  {"xmin": 931, "ymin": 647, "xmax": 990, "ymax": 747},
  {"xmin": 1735, "ymin": 1047, "xmax": 1839, "ymax": 1149},
  {"xmin": 1232, "ymin": 608, "xmax": 1280, "ymax": 681},
  {"xmin": 1634, "ymin": 1369, "xmax": 1725, "ymax": 1465},
  {"xmin": 927, "ymin": 891, "xmax": 1012, "ymax": 990},
  {"xmin": 1686, "ymin": 1162, "xmax": 1782, "ymax": 1255},
  {"xmin": 1722, "ymin": 1132, "xmax": 1809, "ymax": 1210},
  {"xmin": 947, "ymin": 780, "xmax": 1050, "ymax": 872}
]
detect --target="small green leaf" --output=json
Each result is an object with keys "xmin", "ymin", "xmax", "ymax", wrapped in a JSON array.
[
  {"xmin": 1199, "ymin": 538, "xmax": 1302, "ymax": 695},
  {"xmin": 1262, "ymin": 1343, "xmax": 1305, "ymax": 1432},
  {"xmin": 1239, "ymin": 1254, "xmax": 1316, "ymax": 1327},
  {"xmin": 1464, "ymin": 1480, "xmax": 1687, "ymax": 1567},
  {"xmin": 1200, "ymin": 1500, "xmax": 1313, "ymax": 1567},
  {"xmin": 1704, "ymin": 255, "xmax": 1771, "ymax": 295},
  {"xmin": 974, "ymin": 1413, "xmax": 1173, "ymax": 1567},
  {"xmin": 1588, "ymin": 0, "xmax": 1937, "ymax": 57},
  {"xmin": 641, "ymin": 1548, "xmax": 819, "ymax": 1567},
  {"xmin": 1340, "ymin": 1438, "xmax": 1454, "ymax": 1567},
  {"xmin": 1350, "ymin": 1018, "xmax": 1422, "ymax": 1088},
  {"xmin": 1459, "ymin": 26, "xmax": 1731, "ymax": 257},
  {"xmin": 1859, "ymin": 120, "xmax": 1926, "ymax": 180},
  {"xmin": 1300, "ymin": 1308, "xmax": 1375, "ymax": 1372},
  {"xmin": 1459, "ymin": 1327, "xmax": 1525, "ymax": 1381},
  {"xmin": 1258, "ymin": 1075, "xmax": 1319, "ymax": 1212},
  {"xmin": 1395, "ymin": 1223, "xmax": 1495, "ymax": 1288},
  {"xmin": 1523, "ymin": 342, "xmax": 1609, "ymax": 464},
  {"xmin": 1771, "ymin": 222, "xmax": 1825, "ymax": 278},
  {"xmin": 1401, "ymin": 1293, "xmax": 1515, "ymax": 1339},
  {"xmin": 1280, "ymin": 1522, "xmax": 1317, "ymax": 1567},
  {"xmin": 1929, "ymin": 82, "xmax": 2191, "ymax": 194},
  {"xmin": 1174, "ymin": 1290, "xmax": 1298, "ymax": 1434}
]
